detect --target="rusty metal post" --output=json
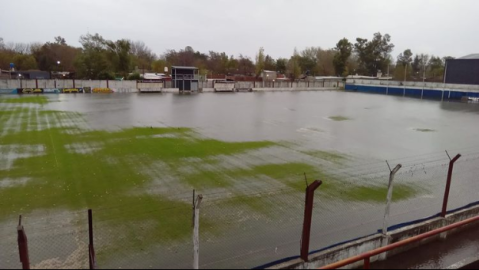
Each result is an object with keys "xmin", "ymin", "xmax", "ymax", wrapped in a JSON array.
[
  {"xmin": 88, "ymin": 209, "xmax": 96, "ymax": 269},
  {"xmin": 442, "ymin": 153, "xmax": 462, "ymax": 218},
  {"xmin": 17, "ymin": 216, "xmax": 30, "ymax": 270},
  {"xmin": 364, "ymin": 257, "xmax": 371, "ymax": 269},
  {"xmin": 301, "ymin": 180, "xmax": 322, "ymax": 262}
]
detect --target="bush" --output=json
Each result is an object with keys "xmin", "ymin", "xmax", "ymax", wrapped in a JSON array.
[
  {"xmin": 128, "ymin": 73, "xmax": 141, "ymax": 81},
  {"xmin": 98, "ymin": 71, "xmax": 115, "ymax": 80}
]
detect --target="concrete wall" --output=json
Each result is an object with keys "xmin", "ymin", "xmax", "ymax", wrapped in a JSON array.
[
  {"xmin": 0, "ymin": 79, "xmax": 345, "ymax": 93},
  {"xmin": 200, "ymin": 80, "xmax": 344, "ymax": 90},
  {"xmin": 0, "ymin": 79, "xmax": 138, "ymax": 90},
  {"xmin": 268, "ymin": 204, "xmax": 479, "ymax": 270}
]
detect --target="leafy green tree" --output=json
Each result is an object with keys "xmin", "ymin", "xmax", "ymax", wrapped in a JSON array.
[
  {"xmin": 227, "ymin": 55, "xmax": 239, "ymax": 75},
  {"xmin": 287, "ymin": 48, "xmax": 302, "ymax": 80},
  {"xmin": 264, "ymin": 55, "xmax": 276, "ymax": 71},
  {"xmin": 74, "ymin": 33, "xmax": 110, "ymax": 79},
  {"xmin": 98, "ymin": 71, "xmax": 115, "ymax": 80},
  {"xmin": 127, "ymin": 73, "xmax": 141, "ymax": 80},
  {"xmin": 238, "ymin": 55, "xmax": 255, "ymax": 76},
  {"xmin": 13, "ymin": 54, "xmax": 38, "ymax": 70},
  {"xmin": 276, "ymin": 58, "xmax": 287, "ymax": 74},
  {"xmin": 105, "ymin": 39, "xmax": 132, "ymax": 76},
  {"xmin": 354, "ymin": 33, "xmax": 395, "ymax": 76},
  {"xmin": 255, "ymin": 47, "xmax": 265, "ymax": 77},
  {"xmin": 397, "ymin": 49, "xmax": 413, "ymax": 66},
  {"xmin": 397, "ymin": 49, "xmax": 413, "ymax": 81},
  {"xmin": 299, "ymin": 47, "xmax": 320, "ymax": 75},
  {"xmin": 31, "ymin": 38, "xmax": 80, "ymax": 72},
  {"xmin": 333, "ymin": 38, "xmax": 353, "ymax": 76},
  {"xmin": 151, "ymin": 59, "xmax": 168, "ymax": 73},
  {"xmin": 412, "ymin": 55, "xmax": 421, "ymax": 75},
  {"xmin": 316, "ymin": 49, "xmax": 336, "ymax": 76},
  {"xmin": 428, "ymin": 56, "xmax": 446, "ymax": 81}
]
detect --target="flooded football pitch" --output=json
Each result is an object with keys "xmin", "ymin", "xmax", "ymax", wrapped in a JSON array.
[{"xmin": 1, "ymin": 91, "xmax": 479, "ymax": 269}]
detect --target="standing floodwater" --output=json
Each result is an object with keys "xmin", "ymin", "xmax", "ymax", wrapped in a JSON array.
[
  {"xmin": 1, "ymin": 91, "xmax": 479, "ymax": 269},
  {"xmin": 47, "ymin": 91, "xmax": 479, "ymax": 159}
]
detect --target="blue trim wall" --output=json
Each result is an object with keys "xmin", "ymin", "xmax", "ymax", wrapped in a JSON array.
[
  {"xmin": 345, "ymin": 84, "xmax": 479, "ymax": 100},
  {"xmin": 0, "ymin": 89, "xmax": 18, "ymax": 94}
]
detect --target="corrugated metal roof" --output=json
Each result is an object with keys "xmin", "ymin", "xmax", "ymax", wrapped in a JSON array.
[
  {"xmin": 171, "ymin": 66, "xmax": 198, "ymax": 70},
  {"xmin": 459, "ymin": 54, "xmax": 479, "ymax": 60}
]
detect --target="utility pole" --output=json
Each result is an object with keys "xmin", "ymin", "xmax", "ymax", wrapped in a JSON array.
[
  {"xmin": 403, "ymin": 64, "xmax": 408, "ymax": 97},
  {"xmin": 404, "ymin": 65, "xmax": 408, "ymax": 83}
]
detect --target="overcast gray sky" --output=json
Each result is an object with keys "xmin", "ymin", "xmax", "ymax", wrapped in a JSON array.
[{"xmin": 1, "ymin": 0, "xmax": 477, "ymax": 59}]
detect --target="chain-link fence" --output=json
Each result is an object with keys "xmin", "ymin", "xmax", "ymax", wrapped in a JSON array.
[{"xmin": 2, "ymin": 149, "xmax": 479, "ymax": 269}]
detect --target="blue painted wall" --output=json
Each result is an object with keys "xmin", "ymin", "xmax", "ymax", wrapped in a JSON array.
[
  {"xmin": 346, "ymin": 84, "xmax": 479, "ymax": 100},
  {"xmin": 0, "ymin": 89, "xmax": 18, "ymax": 94}
]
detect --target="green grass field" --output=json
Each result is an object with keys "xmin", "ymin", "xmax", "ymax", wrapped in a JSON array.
[{"xmin": 0, "ymin": 96, "xmax": 422, "ymax": 260}]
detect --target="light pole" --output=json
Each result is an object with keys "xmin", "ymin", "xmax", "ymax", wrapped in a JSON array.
[
  {"xmin": 262, "ymin": 70, "xmax": 265, "ymax": 88},
  {"xmin": 57, "ymin": 61, "xmax": 61, "ymax": 78}
]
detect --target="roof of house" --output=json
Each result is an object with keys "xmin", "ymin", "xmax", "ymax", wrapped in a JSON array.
[
  {"xmin": 142, "ymin": 73, "xmax": 166, "ymax": 80},
  {"xmin": 171, "ymin": 66, "xmax": 198, "ymax": 70},
  {"xmin": 459, "ymin": 54, "xmax": 479, "ymax": 60}
]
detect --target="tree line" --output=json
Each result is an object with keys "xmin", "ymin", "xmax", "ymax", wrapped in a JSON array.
[{"xmin": 0, "ymin": 33, "xmax": 454, "ymax": 81}]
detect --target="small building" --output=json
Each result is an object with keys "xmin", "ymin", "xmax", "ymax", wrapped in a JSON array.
[
  {"xmin": 0, "ymin": 69, "xmax": 12, "ymax": 79},
  {"xmin": 445, "ymin": 54, "xmax": 479, "ymax": 85},
  {"xmin": 11, "ymin": 70, "xmax": 51, "ymax": 79},
  {"xmin": 261, "ymin": 70, "xmax": 277, "ymax": 81},
  {"xmin": 171, "ymin": 66, "xmax": 200, "ymax": 91}
]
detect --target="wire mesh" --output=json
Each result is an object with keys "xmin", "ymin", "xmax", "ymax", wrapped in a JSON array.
[{"xmin": 2, "ymin": 151, "xmax": 479, "ymax": 269}]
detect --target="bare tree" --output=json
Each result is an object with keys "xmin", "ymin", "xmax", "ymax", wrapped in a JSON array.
[
  {"xmin": 130, "ymin": 41, "xmax": 156, "ymax": 60},
  {"xmin": 54, "ymin": 36, "xmax": 67, "ymax": 45},
  {"xmin": 5, "ymin": 42, "xmax": 32, "ymax": 54},
  {"xmin": 419, "ymin": 54, "xmax": 430, "ymax": 79}
]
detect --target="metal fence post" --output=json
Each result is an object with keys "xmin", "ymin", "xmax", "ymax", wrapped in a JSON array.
[
  {"xmin": 364, "ymin": 257, "xmax": 371, "ymax": 269},
  {"xmin": 382, "ymin": 164, "xmax": 402, "ymax": 235},
  {"xmin": 88, "ymin": 209, "xmax": 96, "ymax": 270},
  {"xmin": 193, "ymin": 193, "xmax": 203, "ymax": 269},
  {"xmin": 380, "ymin": 164, "xmax": 402, "ymax": 261},
  {"xmin": 301, "ymin": 180, "xmax": 323, "ymax": 262},
  {"xmin": 17, "ymin": 216, "xmax": 30, "ymax": 270},
  {"xmin": 442, "ymin": 153, "xmax": 462, "ymax": 218}
]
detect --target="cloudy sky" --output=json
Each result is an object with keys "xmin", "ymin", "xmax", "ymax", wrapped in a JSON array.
[{"xmin": 1, "ymin": 0, "xmax": 477, "ymax": 59}]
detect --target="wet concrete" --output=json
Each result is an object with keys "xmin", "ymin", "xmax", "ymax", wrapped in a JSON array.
[{"xmin": 371, "ymin": 225, "xmax": 479, "ymax": 269}]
